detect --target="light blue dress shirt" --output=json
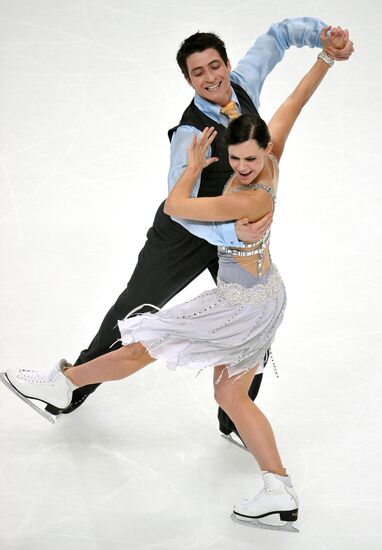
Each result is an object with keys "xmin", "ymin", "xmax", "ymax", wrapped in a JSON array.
[{"xmin": 168, "ymin": 17, "xmax": 326, "ymax": 247}]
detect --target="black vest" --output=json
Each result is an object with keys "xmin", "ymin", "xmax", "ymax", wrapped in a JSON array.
[{"xmin": 168, "ymin": 82, "xmax": 259, "ymax": 198}]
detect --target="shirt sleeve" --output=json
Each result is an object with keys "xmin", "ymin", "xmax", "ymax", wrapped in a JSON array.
[
  {"xmin": 167, "ymin": 126, "xmax": 241, "ymax": 247},
  {"xmin": 232, "ymin": 17, "xmax": 327, "ymax": 109}
]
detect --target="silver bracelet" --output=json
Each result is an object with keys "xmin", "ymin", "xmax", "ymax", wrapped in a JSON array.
[{"xmin": 317, "ymin": 50, "xmax": 334, "ymax": 67}]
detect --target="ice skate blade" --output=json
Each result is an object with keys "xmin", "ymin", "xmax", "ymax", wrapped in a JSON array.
[
  {"xmin": 220, "ymin": 432, "xmax": 249, "ymax": 453},
  {"xmin": 231, "ymin": 512, "xmax": 299, "ymax": 533},
  {"xmin": 0, "ymin": 372, "xmax": 56, "ymax": 424}
]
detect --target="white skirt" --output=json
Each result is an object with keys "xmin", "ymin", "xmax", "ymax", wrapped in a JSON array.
[{"xmin": 118, "ymin": 266, "xmax": 286, "ymax": 379}]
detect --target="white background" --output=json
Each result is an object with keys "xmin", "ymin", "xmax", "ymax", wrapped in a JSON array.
[{"xmin": 0, "ymin": 1, "xmax": 381, "ymax": 549}]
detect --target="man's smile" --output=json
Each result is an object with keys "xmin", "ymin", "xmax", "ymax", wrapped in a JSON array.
[{"xmin": 205, "ymin": 82, "xmax": 222, "ymax": 91}]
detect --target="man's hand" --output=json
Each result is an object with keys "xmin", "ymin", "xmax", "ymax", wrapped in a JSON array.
[
  {"xmin": 321, "ymin": 25, "xmax": 354, "ymax": 60},
  {"xmin": 235, "ymin": 213, "xmax": 273, "ymax": 243}
]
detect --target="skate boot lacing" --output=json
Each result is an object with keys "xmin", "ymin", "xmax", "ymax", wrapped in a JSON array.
[
  {"xmin": 241, "ymin": 487, "xmax": 271, "ymax": 506},
  {"xmin": 16, "ymin": 369, "xmax": 61, "ymax": 385}
]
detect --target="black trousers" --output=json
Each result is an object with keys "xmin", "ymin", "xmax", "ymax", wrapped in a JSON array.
[{"xmin": 70, "ymin": 202, "xmax": 265, "ymax": 433}]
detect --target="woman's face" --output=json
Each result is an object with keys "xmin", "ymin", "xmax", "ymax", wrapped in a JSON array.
[{"xmin": 228, "ymin": 139, "xmax": 271, "ymax": 185}]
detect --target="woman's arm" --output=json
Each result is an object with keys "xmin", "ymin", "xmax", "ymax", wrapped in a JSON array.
[
  {"xmin": 165, "ymin": 184, "xmax": 271, "ymax": 222},
  {"xmin": 268, "ymin": 27, "xmax": 348, "ymax": 162},
  {"xmin": 164, "ymin": 128, "xmax": 272, "ymax": 222}
]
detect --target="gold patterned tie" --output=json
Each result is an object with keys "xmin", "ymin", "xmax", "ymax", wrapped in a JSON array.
[{"xmin": 220, "ymin": 100, "xmax": 241, "ymax": 121}]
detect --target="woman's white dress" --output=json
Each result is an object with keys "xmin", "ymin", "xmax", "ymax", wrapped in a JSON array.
[{"xmin": 118, "ymin": 155, "xmax": 286, "ymax": 379}]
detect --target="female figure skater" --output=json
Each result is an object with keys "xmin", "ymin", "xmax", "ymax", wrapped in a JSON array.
[{"xmin": 2, "ymin": 28, "xmax": 348, "ymax": 532}]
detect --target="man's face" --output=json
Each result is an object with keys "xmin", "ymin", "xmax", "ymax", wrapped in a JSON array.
[{"xmin": 185, "ymin": 48, "xmax": 232, "ymax": 107}]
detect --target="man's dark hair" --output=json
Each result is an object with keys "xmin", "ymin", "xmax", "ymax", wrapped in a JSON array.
[
  {"xmin": 176, "ymin": 32, "xmax": 228, "ymax": 79},
  {"xmin": 225, "ymin": 114, "xmax": 271, "ymax": 149}
]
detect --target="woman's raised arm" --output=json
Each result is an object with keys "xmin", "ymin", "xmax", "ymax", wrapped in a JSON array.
[{"xmin": 269, "ymin": 27, "xmax": 348, "ymax": 162}]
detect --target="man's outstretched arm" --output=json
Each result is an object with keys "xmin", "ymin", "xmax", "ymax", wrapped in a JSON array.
[{"xmin": 233, "ymin": 17, "xmax": 353, "ymax": 109}]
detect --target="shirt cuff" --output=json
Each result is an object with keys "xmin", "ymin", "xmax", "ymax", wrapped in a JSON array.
[{"xmin": 217, "ymin": 221, "xmax": 242, "ymax": 248}]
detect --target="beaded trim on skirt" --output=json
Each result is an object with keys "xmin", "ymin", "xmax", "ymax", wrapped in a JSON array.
[{"xmin": 117, "ymin": 265, "xmax": 286, "ymax": 380}]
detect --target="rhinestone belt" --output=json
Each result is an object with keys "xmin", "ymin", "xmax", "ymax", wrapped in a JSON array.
[{"xmin": 218, "ymin": 229, "xmax": 270, "ymax": 257}]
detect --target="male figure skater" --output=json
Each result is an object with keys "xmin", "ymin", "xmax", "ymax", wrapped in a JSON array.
[{"xmin": 56, "ymin": 19, "xmax": 353, "ymax": 441}]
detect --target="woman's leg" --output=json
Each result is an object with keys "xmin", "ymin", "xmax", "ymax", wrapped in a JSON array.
[
  {"xmin": 3, "ymin": 343, "xmax": 156, "ymax": 415},
  {"xmin": 213, "ymin": 365, "xmax": 286, "ymax": 476},
  {"xmin": 65, "ymin": 343, "xmax": 156, "ymax": 387}
]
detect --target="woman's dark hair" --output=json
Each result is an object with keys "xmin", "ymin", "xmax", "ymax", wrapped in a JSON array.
[
  {"xmin": 225, "ymin": 114, "xmax": 271, "ymax": 149},
  {"xmin": 176, "ymin": 32, "xmax": 228, "ymax": 79}
]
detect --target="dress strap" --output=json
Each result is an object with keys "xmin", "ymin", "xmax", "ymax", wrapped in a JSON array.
[{"xmin": 233, "ymin": 183, "xmax": 276, "ymax": 211}]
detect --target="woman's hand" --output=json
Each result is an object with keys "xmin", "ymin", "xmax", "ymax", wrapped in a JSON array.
[
  {"xmin": 321, "ymin": 25, "xmax": 354, "ymax": 60},
  {"xmin": 187, "ymin": 127, "xmax": 219, "ymax": 173}
]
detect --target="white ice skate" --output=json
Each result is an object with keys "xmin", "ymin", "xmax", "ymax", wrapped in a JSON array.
[
  {"xmin": 0, "ymin": 359, "xmax": 76, "ymax": 424},
  {"xmin": 232, "ymin": 471, "xmax": 299, "ymax": 533}
]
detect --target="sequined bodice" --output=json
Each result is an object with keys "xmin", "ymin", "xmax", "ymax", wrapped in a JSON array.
[{"xmin": 218, "ymin": 155, "xmax": 278, "ymax": 282}]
